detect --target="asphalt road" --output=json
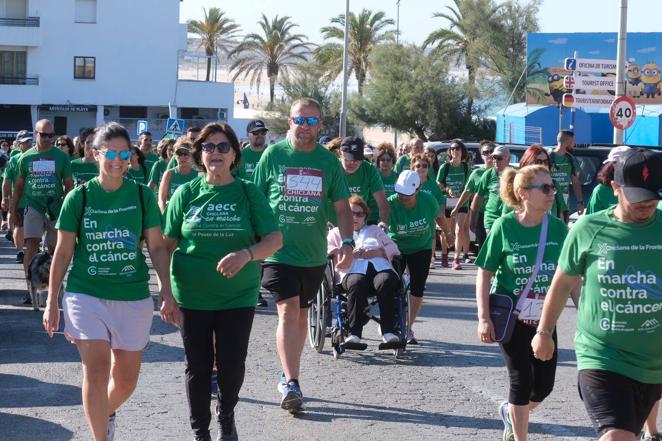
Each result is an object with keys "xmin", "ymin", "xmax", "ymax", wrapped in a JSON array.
[{"xmin": 0, "ymin": 233, "xmax": 624, "ymax": 440}]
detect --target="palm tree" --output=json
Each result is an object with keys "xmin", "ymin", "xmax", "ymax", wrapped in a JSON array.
[
  {"xmin": 315, "ymin": 9, "xmax": 395, "ymax": 96},
  {"xmin": 423, "ymin": 0, "xmax": 501, "ymax": 117},
  {"xmin": 187, "ymin": 8, "xmax": 240, "ymax": 81},
  {"xmin": 229, "ymin": 14, "xmax": 313, "ymax": 106}
]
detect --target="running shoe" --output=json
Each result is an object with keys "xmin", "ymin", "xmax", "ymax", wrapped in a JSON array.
[
  {"xmin": 107, "ymin": 413, "xmax": 116, "ymax": 441},
  {"xmin": 407, "ymin": 330, "xmax": 418, "ymax": 345},
  {"xmin": 440, "ymin": 254, "xmax": 449, "ymax": 268},
  {"xmin": 5, "ymin": 231, "xmax": 13, "ymax": 243},
  {"xmin": 194, "ymin": 433, "xmax": 212, "ymax": 441},
  {"xmin": 217, "ymin": 412, "xmax": 238, "ymax": 441},
  {"xmin": 452, "ymin": 259, "xmax": 462, "ymax": 270},
  {"xmin": 463, "ymin": 254, "xmax": 472, "ymax": 264},
  {"xmin": 256, "ymin": 293, "xmax": 268, "ymax": 307},
  {"xmin": 641, "ymin": 434, "xmax": 662, "ymax": 441},
  {"xmin": 499, "ymin": 400, "xmax": 514, "ymax": 441},
  {"xmin": 15, "ymin": 250, "xmax": 23, "ymax": 263},
  {"xmin": 277, "ymin": 372, "xmax": 287, "ymax": 394},
  {"xmin": 210, "ymin": 370, "xmax": 218, "ymax": 396},
  {"xmin": 280, "ymin": 380, "xmax": 304, "ymax": 413},
  {"xmin": 382, "ymin": 333, "xmax": 400, "ymax": 344},
  {"xmin": 344, "ymin": 334, "xmax": 361, "ymax": 344}
]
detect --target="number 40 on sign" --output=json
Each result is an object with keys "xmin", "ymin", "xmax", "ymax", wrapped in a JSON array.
[{"xmin": 609, "ymin": 96, "xmax": 637, "ymax": 131}]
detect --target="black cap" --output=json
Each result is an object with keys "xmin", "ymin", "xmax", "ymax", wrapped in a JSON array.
[
  {"xmin": 614, "ymin": 148, "xmax": 662, "ymax": 203},
  {"xmin": 246, "ymin": 119, "xmax": 268, "ymax": 134},
  {"xmin": 340, "ymin": 136, "xmax": 364, "ymax": 161}
]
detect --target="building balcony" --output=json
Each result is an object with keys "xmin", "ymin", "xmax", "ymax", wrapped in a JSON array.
[
  {"xmin": 0, "ymin": 17, "xmax": 40, "ymax": 27},
  {"xmin": 0, "ymin": 76, "xmax": 41, "ymax": 104},
  {"xmin": 0, "ymin": 75, "xmax": 39, "ymax": 85},
  {"xmin": 0, "ymin": 17, "xmax": 42, "ymax": 46}
]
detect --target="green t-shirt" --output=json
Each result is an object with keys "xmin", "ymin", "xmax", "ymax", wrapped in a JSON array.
[
  {"xmin": 127, "ymin": 165, "xmax": 148, "ymax": 185},
  {"xmin": 2, "ymin": 153, "xmax": 20, "ymax": 185},
  {"xmin": 10, "ymin": 149, "xmax": 21, "ymax": 158},
  {"xmin": 394, "ymin": 155, "xmax": 411, "ymax": 175},
  {"xmin": 559, "ymin": 208, "xmax": 662, "ymax": 384},
  {"xmin": 70, "ymin": 158, "xmax": 98, "ymax": 186},
  {"xmin": 465, "ymin": 167, "xmax": 488, "ymax": 212},
  {"xmin": 419, "ymin": 178, "xmax": 446, "ymax": 206},
  {"xmin": 476, "ymin": 167, "xmax": 504, "ymax": 231},
  {"xmin": 252, "ymin": 138, "xmax": 350, "ymax": 267},
  {"xmin": 163, "ymin": 176, "xmax": 279, "ymax": 310},
  {"xmin": 387, "ymin": 191, "xmax": 439, "ymax": 254},
  {"xmin": 143, "ymin": 151, "xmax": 160, "ymax": 174},
  {"xmin": 549, "ymin": 151, "xmax": 579, "ymax": 200},
  {"xmin": 476, "ymin": 212, "xmax": 568, "ymax": 305},
  {"xmin": 55, "ymin": 178, "xmax": 161, "ymax": 301},
  {"xmin": 346, "ymin": 160, "xmax": 384, "ymax": 223},
  {"xmin": 167, "ymin": 156, "xmax": 177, "ymax": 170},
  {"xmin": 236, "ymin": 146, "xmax": 266, "ymax": 180},
  {"xmin": 148, "ymin": 159, "xmax": 168, "ymax": 190},
  {"xmin": 17, "ymin": 147, "xmax": 72, "ymax": 217},
  {"xmin": 437, "ymin": 162, "xmax": 470, "ymax": 206},
  {"xmin": 586, "ymin": 183, "xmax": 617, "ymax": 215},
  {"xmin": 380, "ymin": 171, "xmax": 397, "ymax": 198},
  {"xmin": 166, "ymin": 168, "xmax": 198, "ymax": 200},
  {"xmin": 501, "ymin": 180, "xmax": 568, "ymax": 219}
]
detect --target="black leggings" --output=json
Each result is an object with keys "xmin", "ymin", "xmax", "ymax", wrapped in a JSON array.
[
  {"xmin": 402, "ymin": 249, "xmax": 432, "ymax": 297},
  {"xmin": 500, "ymin": 320, "xmax": 558, "ymax": 406},
  {"xmin": 180, "ymin": 307, "xmax": 255, "ymax": 437},
  {"xmin": 341, "ymin": 263, "xmax": 399, "ymax": 337}
]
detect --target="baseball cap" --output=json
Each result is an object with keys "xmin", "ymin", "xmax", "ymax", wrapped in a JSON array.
[
  {"xmin": 363, "ymin": 146, "xmax": 374, "ymax": 157},
  {"xmin": 394, "ymin": 170, "xmax": 421, "ymax": 196},
  {"xmin": 614, "ymin": 148, "xmax": 662, "ymax": 203},
  {"xmin": 604, "ymin": 145, "xmax": 631, "ymax": 164},
  {"xmin": 246, "ymin": 119, "xmax": 268, "ymax": 134},
  {"xmin": 319, "ymin": 135, "xmax": 332, "ymax": 145},
  {"xmin": 16, "ymin": 130, "xmax": 32, "ymax": 143},
  {"xmin": 175, "ymin": 143, "xmax": 192, "ymax": 154},
  {"xmin": 491, "ymin": 145, "xmax": 510, "ymax": 157},
  {"xmin": 340, "ymin": 136, "xmax": 365, "ymax": 161}
]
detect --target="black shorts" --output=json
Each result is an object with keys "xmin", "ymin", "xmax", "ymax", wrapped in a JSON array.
[
  {"xmin": 261, "ymin": 263, "xmax": 327, "ymax": 308},
  {"xmin": 445, "ymin": 206, "xmax": 468, "ymax": 217},
  {"xmin": 578, "ymin": 369, "xmax": 662, "ymax": 436}
]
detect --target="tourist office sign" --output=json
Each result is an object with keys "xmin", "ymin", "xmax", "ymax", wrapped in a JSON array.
[{"xmin": 562, "ymin": 57, "xmax": 619, "ymax": 108}]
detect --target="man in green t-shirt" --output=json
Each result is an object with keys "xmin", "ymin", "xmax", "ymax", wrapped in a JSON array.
[
  {"xmin": 2, "ymin": 131, "xmax": 32, "ymax": 265},
  {"xmin": 550, "ymin": 130, "xmax": 583, "ymax": 216},
  {"xmin": 533, "ymin": 149, "xmax": 662, "ymax": 440},
  {"xmin": 12, "ymin": 120, "xmax": 74, "ymax": 290},
  {"xmin": 395, "ymin": 138, "xmax": 424, "ymax": 175},
  {"xmin": 253, "ymin": 97, "xmax": 354, "ymax": 413},
  {"xmin": 138, "ymin": 131, "xmax": 159, "ymax": 173},
  {"xmin": 236, "ymin": 119, "xmax": 269, "ymax": 181},
  {"xmin": 339, "ymin": 136, "xmax": 389, "ymax": 225},
  {"xmin": 470, "ymin": 144, "xmax": 511, "ymax": 235}
]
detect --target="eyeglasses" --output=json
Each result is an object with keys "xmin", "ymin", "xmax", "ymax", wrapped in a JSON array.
[
  {"xmin": 533, "ymin": 159, "xmax": 548, "ymax": 165},
  {"xmin": 201, "ymin": 142, "xmax": 232, "ymax": 154},
  {"xmin": 491, "ymin": 155, "xmax": 504, "ymax": 161},
  {"xmin": 524, "ymin": 183, "xmax": 557, "ymax": 195},
  {"xmin": 175, "ymin": 150, "xmax": 190, "ymax": 156},
  {"xmin": 38, "ymin": 132, "xmax": 55, "ymax": 138},
  {"xmin": 250, "ymin": 129, "xmax": 268, "ymax": 136},
  {"xmin": 101, "ymin": 149, "xmax": 132, "ymax": 160},
  {"xmin": 290, "ymin": 116, "xmax": 320, "ymax": 126},
  {"xmin": 414, "ymin": 163, "xmax": 429, "ymax": 169},
  {"xmin": 481, "ymin": 150, "xmax": 493, "ymax": 156},
  {"xmin": 351, "ymin": 210, "xmax": 366, "ymax": 218},
  {"xmin": 56, "ymin": 142, "xmax": 68, "ymax": 147}
]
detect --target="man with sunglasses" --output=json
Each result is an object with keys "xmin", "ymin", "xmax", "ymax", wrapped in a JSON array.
[
  {"xmin": 237, "ymin": 120, "xmax": 269, "ymax": 181},
  {"xmin": 395, "ymin": 138, "xmax": 424, "ymax": 175},
  {"xmin": 253, "ymin": 97, "xmax": 354, "ymax": 413},
  {"xmin": 138, "ymin": 131, "xmax": 159, "ymax": 174},
  {"xmin": 550, "ymin": 130, "xmax": 583, "ymax": 215},
  {"xmin": 12, "ymin": 119, "xmax": 73, "ymax": 297},
  {"xmin": 470, "ymin": 144, "xmax": 512, "ymax": 237}
]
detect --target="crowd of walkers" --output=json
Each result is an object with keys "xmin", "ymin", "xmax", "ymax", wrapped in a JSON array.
[{"xmin": 1, "ymin": 98, "xmax": 661, "ymax": 441}]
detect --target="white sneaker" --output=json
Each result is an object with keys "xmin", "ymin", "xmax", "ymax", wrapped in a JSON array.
[
  {"xmin": 382, "ymin": 333, "xmax": 400, "ymax": 344},
  {"xmin": 107, "ymin": 413, "xmax": 116, "ymax": 441},
  {"xmin": 344, "ymin": 335, "xmax": 361, "ymax": 344}
]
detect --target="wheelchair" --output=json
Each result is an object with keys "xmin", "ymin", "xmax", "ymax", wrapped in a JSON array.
[{"xmin": 308, "ymin": 255, "xmax": 410, "ymax": 360}]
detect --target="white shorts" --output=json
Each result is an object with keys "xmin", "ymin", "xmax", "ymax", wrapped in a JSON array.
[{"xmin": 62, "ymin": 291, "xmax": 154, "ymax": 351}]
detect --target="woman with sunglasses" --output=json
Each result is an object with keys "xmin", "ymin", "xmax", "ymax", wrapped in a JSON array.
[
  {"xmin": 70, "ymin": 130, "xmax": 99, "ymax": 186},
  {"xmin": 148, "ymin": 138, "xmax": 176, "ymax": 191},
  {"xmin": 157, "ymin": 137, "xmax": 197, "ymax": 212},
  {"xmin": 388, "ymin": 170, "xmax": 443, "ymax": 345},
  {"xmin": 127, "ymin": 146, "xmax": 148, "ymax": 185},
  {"xmin": 475, "ymin": 165, "xmax": 568, "ymax": 441},
  {"xmin": 375, "ymin": 144, "xmax": 398, "ymax": 198},
  {"xmin": 470, "ymin": 145, "xmax": 512, "ymax": 236},
  {"xmin": 327, "ymin": 195, "xmax": 401, "ymax": 345},
  {"xmin": 43, "ymin": 122, "xmax": 179, "ymax": 441},
  {"xmin": 163, "ymin": 122, "xmax": 282, "ymax": 441},
  {"xmin": 56, "ymin": 135, "xmax": 76, "ymax": 158}
]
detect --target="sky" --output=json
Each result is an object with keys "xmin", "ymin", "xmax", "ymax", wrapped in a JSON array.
[{"xmin": 179, "ymin": 0, "xmax": 659, "ymax": 46}]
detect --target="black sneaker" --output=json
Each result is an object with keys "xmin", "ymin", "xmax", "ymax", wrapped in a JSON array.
[
  {"xmin": 194, "ymin": 432, "xmax": 212, "ymax": 441},
  {"xmin": 257, "ymin": 293, "xmax": 268, "ymax": 307},
  {"xmin": 5, "ymin": 231, "xmax": 13, "ymax": 243},
  {"xmin": 15, "ymin": 251, "xmax": 24, "ymax": 263},
  {"xmin": 217, "ymin": 412, "xmax": 238, "ymax": 441},
  {"xmin": 22, "ymin": 294, "xmax": 32, "ymax": 305}
]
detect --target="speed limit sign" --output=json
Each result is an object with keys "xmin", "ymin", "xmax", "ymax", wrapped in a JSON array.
[{"xmin": 609, "ymin": 96, "xmax": 636, "ymax": 130}]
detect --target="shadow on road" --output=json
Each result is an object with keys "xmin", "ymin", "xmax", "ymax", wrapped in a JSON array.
[
  {"xmin": 0, "ymin": 374, "xmax": 81, "ymax": 408},
  {"xmin": 0, "ymin": 411, "xmax": 74, "ymax": 441}
]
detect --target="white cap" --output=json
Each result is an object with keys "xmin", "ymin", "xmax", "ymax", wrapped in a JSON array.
[
  {"xmin": 394, "ymin": 170, "xmax": 421, "ymax": 196},
  {"xmin": 604, "ymin": 145, "xmax": 631, "ymax": 164}
]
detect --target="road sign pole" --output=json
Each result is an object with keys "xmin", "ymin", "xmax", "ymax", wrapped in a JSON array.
[
  {"xmin": 570, "ymin": 51, "xmax": 578, "ymax": 131},
  {"xmin": 614, "ymin": 0, "xmax": 628, "ymax": 144}
]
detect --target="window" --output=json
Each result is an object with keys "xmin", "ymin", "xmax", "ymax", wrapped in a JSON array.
[
  {"xmin": 74, "ymin": 0, "xmax": 96, "ymax": 23},
  {"xmin": 74, "ymin": 56, "xmax": 95, "ymax": 79},
  {"xmin": 0, "ymin": 50, "xmax": 26, "ymax": 78}
]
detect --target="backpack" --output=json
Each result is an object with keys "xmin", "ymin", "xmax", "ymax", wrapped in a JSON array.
[{"xmin": 440, "ymin": 162, "xmax": 469, "ymax": 186}]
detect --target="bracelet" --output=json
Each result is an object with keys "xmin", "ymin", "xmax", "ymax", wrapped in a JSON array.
[
  {"xmin": 245, "ymin": 248, "xmax": 254, "ymax": 261},
  {"xmin": 535, "ymin": 328, "xmax": 553, "ymax": 337}
]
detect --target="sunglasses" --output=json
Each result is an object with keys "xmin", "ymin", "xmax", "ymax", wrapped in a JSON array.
[
  {"xmin": 175, "ymin": 150, "xmax": 190, "ymax": 156},
  {"xmin": 250, "ymin": 129, "xmax": 268, "ymax": 135},
  {"xmin": 351, "ymin": 210, "xmax": 366, "ymax": 218},
  {"xmin": 290, "ymin": 116, "xmax": 320, "ymax": 126},
  {"xmin": 415, "ymin": 163, "xmax": 429, "ymax": 168},
  {"xmin": 101, "ymin": 149, "xmax": 132, "ymax": 160},
  {"xmin": 491, "ymin": 155, "xmax": 504, "ymax": 161},
  {"xmin": 38, "ymin": 132, "xmax": 55, "ymax": 138},
  {"xmin": 525, "ymin": 183, "xmax": 557, "ymax": 195},
  {"xmin": 481, "ymin": 150, "xmax": 493, "ymax": 156},
  {"xmin": 533, "ymin": 159, "xmax": 548, "ymax": 165},
  {"xmin": 201, "ymin": 142, "xmax": 232, "ymax": 154},
  {"xmin": 56, "ymin": 142, "xmax": 68, "ymax": 147}
]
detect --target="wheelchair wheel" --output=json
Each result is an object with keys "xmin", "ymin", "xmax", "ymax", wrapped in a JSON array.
[
  {"xmin": 394, "ymin": 275, "xmax": 410, "ymax": 359},
  {"xmin": 307, "ymin": 285, "xmax": 327, "ymax": 353}
]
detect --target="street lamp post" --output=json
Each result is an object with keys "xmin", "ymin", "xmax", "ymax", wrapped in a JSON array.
[
  {"xmin": 339, "ymin": 0, "xmax": 350, "ymax": 137},
  {"xmin": 613, "ymin": 0, "xmax": 628, "ymax": 144},
  {"xmin": 393, "ymin": 0, "xmax": 401, "ymax": 147}
]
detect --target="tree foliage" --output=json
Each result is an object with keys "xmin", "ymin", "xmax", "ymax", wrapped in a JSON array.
[
  {"xmin": 229, "ymin": 14, "xmax": 313, "ymax": 106},
  {"xmin": 352, "ymin": 45, "xmax": 494, "ymax": 141},
  {"xmin": 187, "ymin": 8, "xmax": 241, "ymax": 81},
  {"xmin": 315, "ymin": 9, "xmax": 395, "ymax": 95}
]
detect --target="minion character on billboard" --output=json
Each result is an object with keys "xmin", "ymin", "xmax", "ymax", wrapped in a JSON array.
[
  {"xmin": 546, "ymin": 73, "xmax": 568, "ymax": 104},
  {"xmin": 641, "ymin": 63, "xmax": 661, "ymax": 99},
  {"xmin": 627, "ymin": 63, "xmax": 642, "ymax": 86}
]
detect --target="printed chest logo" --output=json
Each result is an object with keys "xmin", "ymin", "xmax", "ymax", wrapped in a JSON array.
[
  {"xmin": 183, "ymin": 201, "xmax": 242, "ymax": 238},
  {"xmin": 276, "ymin": 167, "xmax": 323, "ymax": 224},
  {"xmin": 82, "ymin": 208, "xmax": 139, "ymax": 276},
  {"xmin": 31, "ymin": 159, "xmax": 56, "ymax": 175}
]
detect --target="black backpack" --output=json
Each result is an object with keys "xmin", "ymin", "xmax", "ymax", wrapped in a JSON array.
[{"xmin": 440, "ymin": 162, "xmax": 469, "ymax": 186}]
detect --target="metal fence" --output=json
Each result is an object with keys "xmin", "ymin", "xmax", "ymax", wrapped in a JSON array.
[
  {"xmin": 508, "ymin": 123, "xmax": 543, "ymax": 145},
  {"xmin": 0, "ymin": 76, "xmax": 39, "ymax": 85},
  {"xmin": 0, "ymin": 17, "xmax": 40, "ymax": 27}
]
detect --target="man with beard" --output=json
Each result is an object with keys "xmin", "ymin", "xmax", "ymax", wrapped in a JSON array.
[{"xmin": 550, "ymin": 130, "xmax": 583, "ymax": 217}]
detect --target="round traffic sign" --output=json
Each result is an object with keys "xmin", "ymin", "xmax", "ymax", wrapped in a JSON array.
[{"xmin": 609, "ymin": 96, "xmax": 636, "ymax": 130}]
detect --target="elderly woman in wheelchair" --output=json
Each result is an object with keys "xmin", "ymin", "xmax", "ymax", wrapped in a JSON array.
[{"xmin": 327, "ymin": 195, "xmax": 401, "ymax": 348}]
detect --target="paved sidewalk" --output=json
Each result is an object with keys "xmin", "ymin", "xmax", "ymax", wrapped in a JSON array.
[{"xmin": 0, "ymin": 235, "xmax": 618, "ymax": 440}]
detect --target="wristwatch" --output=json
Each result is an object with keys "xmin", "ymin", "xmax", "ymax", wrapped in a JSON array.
[{"xmin": 341, "ymin": 238, "xmax": 355, "ymax": 249}]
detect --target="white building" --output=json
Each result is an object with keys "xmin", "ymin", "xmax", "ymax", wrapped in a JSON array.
[{"xmin": 0, "ymin": 0, "xmax": 245, "ymax": 141}]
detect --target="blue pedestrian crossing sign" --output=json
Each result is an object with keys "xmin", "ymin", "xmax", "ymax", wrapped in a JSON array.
[{"xmin": 166, "ymin": 118, "xmax": 185, "ymax": 135}]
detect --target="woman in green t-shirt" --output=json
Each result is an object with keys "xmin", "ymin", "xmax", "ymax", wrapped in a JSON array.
[
  {"xmin": 148, "ymin": 138, "xmax": 175, "ymax": 191},
  {"xmin": 475, "ymin": 165, "xmax": 568, "ymax": 441},
  {"xmin": 70, "ymin": 131, "xmax": 98, "ymax": 186},
  {"xmin": 127, "ymin": 146, "xmax": 148, "ymax": 185},
  {"xmin": 157, "ymin": 137, "xmax": 197, "ymax": 213},
  {"xmin": 43, "ymin": 122, "xmax": 179, "ymax": 441},
  {"xmin": 375, "ymin": 144, "xmax": 398, "ymax": 199},
  {"xmin": 162, "ymin": 122, "xmax": 282, "ymax": 441}
]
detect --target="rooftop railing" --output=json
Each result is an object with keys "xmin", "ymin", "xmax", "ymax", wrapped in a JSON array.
[{"xmin": 0, "ymin": 17, "xmax": 40, "ymax": 27}]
